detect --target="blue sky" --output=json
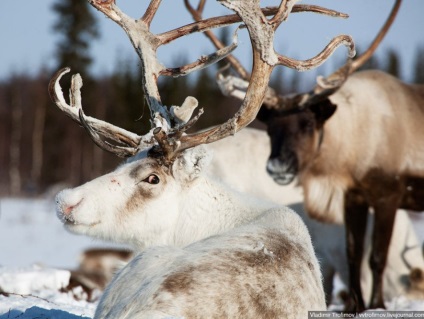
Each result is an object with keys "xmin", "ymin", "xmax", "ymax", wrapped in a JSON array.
[{"xmin": 1, "ymin": 1, "xmax": 423, "ymax": 83}]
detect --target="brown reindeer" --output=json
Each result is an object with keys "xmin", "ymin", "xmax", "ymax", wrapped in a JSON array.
[{"xmin": 201, "ymin": 0, "xmax": 422, "ymax": 312}]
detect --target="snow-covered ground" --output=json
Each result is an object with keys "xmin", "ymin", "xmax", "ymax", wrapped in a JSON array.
[
  {"xmin": 0, "ymin": 264, "xmax": 96, "ymax": 318},
  {"xmin": 1, "ymin": 197, "xmax": 424, "ymax": 318},
  {"xmin": 0, "ymin": 197, "xmax": 127, "ymax": 318}
]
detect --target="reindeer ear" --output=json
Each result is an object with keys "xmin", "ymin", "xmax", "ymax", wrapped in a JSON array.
[
  {"xmin": 309, "ymin": 99, "xmax": 337, "ymax": 124},
  {"xmin": 257, "ymin": 106, "xmax": 278, "ymax": 123},
  {"xmin": 173, "ymin": 146, "xmax": 212, "ymax": 182}
]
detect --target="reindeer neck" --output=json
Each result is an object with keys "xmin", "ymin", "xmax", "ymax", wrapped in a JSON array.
[{"xmin": 171, "ymin": 175, "xmax": 275, "ymax": 247}]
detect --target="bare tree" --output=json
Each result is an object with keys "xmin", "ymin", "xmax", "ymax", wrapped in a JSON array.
[
  {"xmin": 30, "ymin": 72, "xmax": 49, "ymax": 192},
  {"xmin": 9, "ymin": 85, "xmax": 23, "ymax": 195}
]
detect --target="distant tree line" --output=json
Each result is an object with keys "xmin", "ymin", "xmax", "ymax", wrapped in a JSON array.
[{"xmin": 1, "ymin": 0, "xmax": 424, "ymax": 196}]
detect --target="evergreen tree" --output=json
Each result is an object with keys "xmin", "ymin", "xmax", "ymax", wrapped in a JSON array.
[
  {"xmin": 216, "ymin": 26, "xmax": 232, "ymax": 70},
  {"xmin": 385, "ymin": 48, "xmax": 401, "ymax": 79},
  {"xmin": 159, "ymin": 56, "xmax": 191, "ymax": 108},
  {"xmin": 111, "ymin": 57, "xmax": 150, "ymax": 135},
  {"xmin": 270, "ymin": 67, "xmax": 285, "ymax": 94},
  {"xmin": 52, "ymin": 0, "xmax": 99, "ymax": 75},
  {"xmin": 358, "ymin": 54, "xmax": 379, "ymax": 71},
  {"xmin": 49, "ymin": 0, "xmax": 101, "ymax": 187},
  {"xmin": 413, "ymin": 46, "xmax": 424, "ymax": 84}
]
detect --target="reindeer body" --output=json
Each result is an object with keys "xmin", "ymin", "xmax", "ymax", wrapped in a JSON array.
[
  {"xmin": 299, "ymin": 70, "xmax": 424, "ymax": 224},
  {"xmin": 261, "ymin": 69, "xmax": 424, "ymax": 310},
  {"xmin": 94, "ymin": 210, "xmax": 325, "ymax": 319}
]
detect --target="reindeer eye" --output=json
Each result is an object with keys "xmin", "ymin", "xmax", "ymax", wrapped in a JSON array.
[{"xmin": 144, "ymin": 174, "xmax": 160, "ymax": 184}]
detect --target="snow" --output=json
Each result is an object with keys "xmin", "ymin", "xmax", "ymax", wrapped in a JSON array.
[
  {"xmin": 1, "ymin": 197, "xmax": 424, "ymax": 318},
  {"xmin": 0, "ymin": 197, "xmax": 126, "ymax": 269},
  {"xmin": 0, "ymin": 265, "xmax": 70, "ymax": 295},
  {"xmin": 0, "ymin": 265, "xmax": 96, "ymax": 318},
  {"xmin": 0, "ymin": 197, "xmax": 123, "ymax": 318}
]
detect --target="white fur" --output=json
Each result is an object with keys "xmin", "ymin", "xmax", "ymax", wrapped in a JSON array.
[{"xmin": 94, "ymin": 210, "xmax": 325, "ymax": 319}]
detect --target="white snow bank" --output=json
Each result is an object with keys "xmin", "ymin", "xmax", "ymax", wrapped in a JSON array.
[
  {"xmin": 0, "ymin": 294, "xmax": 95, "ymax": 319},
  {"xmin": 0, "ymin": 264, "xmax": 70, "ymax": 295},
  {"xmin": 0, "ymin": 265, "xmax": 96, "ymax": 319}
]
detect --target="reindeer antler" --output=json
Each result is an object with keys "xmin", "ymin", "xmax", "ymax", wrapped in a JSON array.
[
  {"xmin": 50, "ymin": 0, "xmax": 238, "ymax": 158},
  {"xmin": 50, "ymin": 0, "xmax": 356, "ymax": 162},
  {"xmin": 215, "ymin": 0, "xmax": 402, "ymax": 111},
  {"xmin": 49, "ymin": 67, "xmax": 146, "ymax": 157},
  {"xmin": 152, "ymin": 0, "xmax": 357, "ymax": 161}
]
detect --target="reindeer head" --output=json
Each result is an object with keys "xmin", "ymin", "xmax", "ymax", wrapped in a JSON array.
[
  {"xmin": 50, "ymin": 0, "xmax": 356, "ymax": 248},
  {"xmin": 55, "ymin": 145, "xmax": 212, "ymax": 248},
  {"xmin": 257, "ymin": 99, "xmax": 337, "ymax": 185}
]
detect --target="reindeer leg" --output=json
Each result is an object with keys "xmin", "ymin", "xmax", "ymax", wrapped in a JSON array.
[
  {"xmin": 344, "ymin": 189, "xmax": 369, "ymax": 313},
  {"xmin": 368, "ymin": 195, "xmax": 400, "ymax": 309}
]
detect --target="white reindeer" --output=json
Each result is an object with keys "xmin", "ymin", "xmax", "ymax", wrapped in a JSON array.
[{"xmin": 50, "ymin": 0, "xmax": 355, "ymax": 317}]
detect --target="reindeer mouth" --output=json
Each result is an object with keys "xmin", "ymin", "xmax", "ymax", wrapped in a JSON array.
[
  {"xmin": 273, "ymin": 174, "xmax": 296, "ymax": 185},
  {"xmin": 59, "ymin": 212, "xmax": 100, "ymax": 229},
  {"xmin": 63, "ymin": 216, "xmax": 100, "ymax": 227},
  {"xmin": 64, "ymin": 222, "xmax": 100, "ymax": 236},
  {"xmin": 266, "ymin": 158, "xmax": 297, "ymax": 185},
  {"xmin": 63, "ymin": 213, "xmax": 77, "ymax": 225}
]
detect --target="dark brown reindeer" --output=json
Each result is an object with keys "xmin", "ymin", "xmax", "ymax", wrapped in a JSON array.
[{"xmin": 201, "ymin": 0, "xmax": 423, "ymax": 312}]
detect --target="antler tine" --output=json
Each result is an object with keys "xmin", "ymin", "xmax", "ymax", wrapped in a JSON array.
[
  {"xmin": 313, "ymin": 0, "xmax": 402, "ymax": 96},
  {"xmin": 350, "ymin": 0, "xmax": 402, "ymax": 73},
  {"xmin": 48, "ymin": 68, "xmax": 145, "ymax": 157},
  {"xmin": 141, "ymin": 0, "xmax": 162, "ymax": 28},
  {"xmin": 183, "ymin": 0, "xmax": 250, "ymax": 80},
  {"xmin": 160, "ymin": 27, "xmax": 239, "ymax": 78},
  {"xmin": 278, "ymin": 34, "xmax": 355, "ymax": 72},
  {"xmin": 88, "ymin": 0, "xmax": 171, "ymax": 129}
]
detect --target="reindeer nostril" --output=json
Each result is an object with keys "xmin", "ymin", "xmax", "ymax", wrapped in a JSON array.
[
  {"xmin": 63, "ymin": 205, "xmax": 74, "ymax": 216},
  {"xmin": 62, "ymin": 199, "xmax": 82, "ymax": 216}
]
